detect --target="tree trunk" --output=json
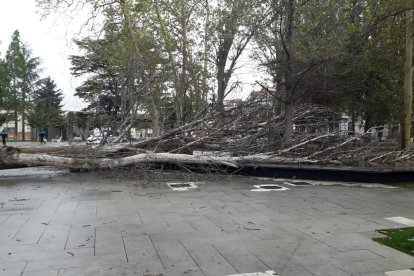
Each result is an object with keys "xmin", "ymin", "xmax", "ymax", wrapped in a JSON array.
[
  {"xmin": 67, "ymin": 112, "xmax": 74, "ymax": 145},
  {"xmin": 216, "ymin": 63, "xmax": 226, "ymax": 113},
  {"xmin": 14, "ymin": 109, "xmax": 18, "ymax": 142},
  {"xmin": 22, "ymin": 111, "xmax": 25, "ymax": 141},
  {"xmin": 150, "ymin": 95, "xmax": 161, "ymax": 137},
  {"xmin": 402, "ymin": 9, "xmax": 413, "ymax": 150},
  {"xmin": 282, "ymin": 0, "xmax": 295, "ymax": 145},
  {"xmin": 283, "ymin": 101, "xmax": 293, "ymax": 142},
  {"xmin": 202, "ymin": 0, "xmax": 210, "ymax": 109}
]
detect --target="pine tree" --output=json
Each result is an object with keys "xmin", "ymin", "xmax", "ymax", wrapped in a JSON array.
[
  {"xmin": 5, "ymin": 30, "xmax": 41, "ymax": 141},
  {"xmin": 27, "ymin": 77, "xmax": 64, "ymax": 129},
  {"xmin": 5, "ymin": 30, "xmax": 26, "ymax": 140},
  {"xmin": 0, "ymin": 57, "xmax": 10, "ymax": 126}
]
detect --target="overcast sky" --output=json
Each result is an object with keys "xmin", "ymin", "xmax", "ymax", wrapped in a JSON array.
[{"xmin": 0, "ymin": 0, "xmax": 87, "ymax": 110}]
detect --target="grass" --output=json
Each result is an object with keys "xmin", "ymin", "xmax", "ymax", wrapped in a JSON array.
[
  {"xmin": 373, "ymin": 227, "xmax": 414, "ymax": 256},
  {"xmin": 385, "ymin": 182, "xmax": 414, "ymax": 190}
]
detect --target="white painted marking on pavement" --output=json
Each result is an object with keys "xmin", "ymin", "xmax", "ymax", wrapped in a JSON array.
[
  {"xmin": 250, "ymin": 184, "xmax": 289, "ymax": 192},
  {"xmin": 166, "ymin": 182, "xmax": 199, "ymax": 191},
  {"xmin": 385, "ymin": 269, "xmax": 414, "ymax": 276},
  {"xmin": 226, "ymin": 270, "xmax": 278, "ymax": 276},
  {"xmin": 385, "ymin": 217, "xmax": 414, "ymax": 226}
]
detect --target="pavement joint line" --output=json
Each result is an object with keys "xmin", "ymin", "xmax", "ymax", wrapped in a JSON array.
[
  {"xmin": 0, "ymin": 215, "xmax": 11, "ymax": 226},
  {"xmin": 63, "ymin": 224, "xmax": 72, "ymax": 250},
  {"xmin": 53, "ymin": 198, "xmax": 64, "ymax": 213},
  {"xmin": 18, "ymin": 261, "xmax": 28, "ymax": 276},
  {"xmin": 211, "ymin": 244, "xmax": 240, "ymax": 274},
  {"xmin": 135, "ymin": 207, "xmax": 144, "ymax": 224},
  {"xmin": 120, "ymin": 231, "xmax": 129, "ymax": 263},
  {"xmin": 188, "ymin": 221, "xmax": 199, "ymax": 231},
  {"xmin": 178, "ymin": 239, "xmax": 207, "ymax": 276},
  {"xmin": 12, "ymin": 216, "xmax": 30, "ymax": 240},
  {"xmin": 36, "ymin": 219, "xmax": 50, "ymax": 244},
  {"xmin": 252, "ymin": 254, "xmax": 272, "ymax": 271},
  {"xmin": 148, "ymin": 235, "xmax": 166, "ymax": 270},
  {"xmin": 385, "ymin": 216, "xmax": 414, "ymax": 226},
  {"xmin": 93, "ymin": 227, "xmax": 96, "ymax": 256}
]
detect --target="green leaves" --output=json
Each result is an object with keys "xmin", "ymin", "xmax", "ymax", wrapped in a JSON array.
[{"xmin": 27, "ymin": 77, "xmax": 64, "ymax": 128}]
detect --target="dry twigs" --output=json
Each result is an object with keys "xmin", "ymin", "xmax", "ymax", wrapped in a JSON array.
[{"xmin": 0, "ymin": 101, "xmax": 412, "ymax": 171}]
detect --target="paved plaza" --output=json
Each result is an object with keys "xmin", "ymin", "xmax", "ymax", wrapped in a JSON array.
[{"xmin": 0, "ymin": 167, "xmax": 413, "ymax": 276}]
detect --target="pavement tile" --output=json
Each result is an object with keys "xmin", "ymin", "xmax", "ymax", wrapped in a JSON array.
[
  {"xmin": 64, "ymin": 224, "xmax": 95, "ymax": 249},
  {"xmin": 180, "ymin": 243, "xmax": 238, "ymax": 276}
]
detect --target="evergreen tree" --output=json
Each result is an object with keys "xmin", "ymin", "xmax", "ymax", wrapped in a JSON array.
[
  {"xmin": 0, "ymin": 56, "xmax": 10, "ymax": 126},
  {"xmin": 5, "ymin": 30, "xmax": 41, "ymax": 140},
  {"xmin": 5, "ymin": 30, "xmax": 26, "ymax": 140},
  {"xmin": 27, "ymin": 77, "xmax": 64, "ymax": 129}
]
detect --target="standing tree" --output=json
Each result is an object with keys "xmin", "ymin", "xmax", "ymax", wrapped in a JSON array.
[
  {"xmin": 212, "ymin": 0, "xmax": 270, "ymax": 113},
  {"xmin": 5, "ymin": 30, "xmax": 26, "ymax": 141},
  {"xmin": 27, "ymin": 77, "xmax": 64, "ymax": 130},
  {"xmin": 0, "ymin": 56, "xmax": 11, "ymax": 126},
  {"xmin": 5, "ymin": 30, "xmax": 41, "ymax": 141},
  {"xmin": 402, "ymin": 9, "xmax": 413, "ymax": 150}
]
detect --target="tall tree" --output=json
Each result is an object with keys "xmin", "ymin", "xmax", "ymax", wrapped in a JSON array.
[
  {"xmin": 0, "ymin": 56, "xmax": 11, "ymax": 126},
  {"xmin": 402, "ymin": 9, "xmax": 413, "ymax": 150},
  {"xmin": 5, "ymin": 30, "xmax": 27, "ymax": 141},
  {"xmin": 27, "ymin": 77, "xmax": 64, "ymax": 129},
  {"xmin": 5, "ymin": 30, "xmax": 41, "ymax": 141},
  {"xmin": 212, "ymin": 0, "xmax": 269, "ymax": 113}
]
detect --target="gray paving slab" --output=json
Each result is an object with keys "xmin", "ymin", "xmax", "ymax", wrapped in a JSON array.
[
  {"xmin": 0, "ymin": 168, "xmax": 413, "ymax": 276},
  {"xmin": 180, "ymin": 243, "xmax": 238, "ymax": 276},
  {"xmin": 121, "ymin": 233, "xmax": 165, "ymax": 271},
  {"xmin": 95, "ymin": 225, "xmax": 125, "ymax": 257},
  {"xmin": 150, "ymin": 238, "xmax": 203, "ymax": 275},
  {"xmin": 64, "ymin": 224, "xmax": 95, "ymax": 249},
  {"xmin": 0, "ymin": 261, "xmax": 27, "ymax": 276},
  {"xmin": 21, "ymin": 269, "xmax": 59, "ymax": 276}
]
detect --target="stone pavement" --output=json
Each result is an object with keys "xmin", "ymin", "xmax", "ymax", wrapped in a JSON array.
[{"xmin": 0, "ymin": 167, "xmax": 413, "ymax": 276}]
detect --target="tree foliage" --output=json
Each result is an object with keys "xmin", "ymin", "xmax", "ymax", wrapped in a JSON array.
[
  {"xmin": 3, "ymin": 30, "xmax": 42, "ymax": 140},
  {"xmin": 35, "ymin": 0, "xmax": 414, "ymax": 148},
  {"xmin": 27, "ymin": 77, "xmax": 64, "ymax": 128}
]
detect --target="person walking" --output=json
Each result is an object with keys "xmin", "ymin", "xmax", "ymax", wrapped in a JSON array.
[
  {"xmin": 39, "ymin": 128, "xmax": 46, "ymax": 144},
  {"xmin": 1, "ymin": 128, "xmax": 8, "ymax": 146}
]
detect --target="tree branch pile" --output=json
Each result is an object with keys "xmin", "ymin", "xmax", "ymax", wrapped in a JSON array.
[{"xmin": 0, "ymin": 101, "xmax": 412, "ymax": 171}]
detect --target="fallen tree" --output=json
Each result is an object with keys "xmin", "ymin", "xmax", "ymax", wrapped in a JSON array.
[{"xmin": 1, "ymin": 103, "xmax": 413, "ymax": 172}]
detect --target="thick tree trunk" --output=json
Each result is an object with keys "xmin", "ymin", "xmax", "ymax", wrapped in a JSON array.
[
  {"xmin": 402, "ymin": 9, "xmax": 413, "ymax": 150},
  {"xmin": 202, "ymin": 0, "xmax": 210, "ymax": 109},
  {"xmin": 282, "ymin": 0, "xmax": 295, "ymax": 145},
  {"xmin": 283, "ymin": 101, "xmax": 294, "ymax": 143},
  {"xmin": 216, "ymin": 64, "xmax": 226, "ymax": 113},
  {"xmin": 150, "ymin": 95, "xmax": 161, "ymax": 137},
  {"xmin": 0, "ymin": 146, "xmax": 324, "ymax": 170}
]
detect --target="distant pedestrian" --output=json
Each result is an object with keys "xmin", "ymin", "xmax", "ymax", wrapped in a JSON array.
[
  {"xmin": 1, "ymin": 128, "xmax": 8, "ymax": 146},
  {"xmin": 39, "ymin": 128, "xmax": 46, "ymax": 144}
]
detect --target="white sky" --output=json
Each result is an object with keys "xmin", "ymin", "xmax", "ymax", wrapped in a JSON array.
[{"xmin": 0, "ymin": 0, "xmax": 87, "ymax": 110}]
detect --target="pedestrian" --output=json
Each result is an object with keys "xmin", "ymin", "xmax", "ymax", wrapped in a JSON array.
[
  {"xmin": 39, "ymin": 128, "xmax": 46, "ymax": 144},
  {"xmin": 1, "ymin": 128, "xmax": 8, "ymax": 146}
]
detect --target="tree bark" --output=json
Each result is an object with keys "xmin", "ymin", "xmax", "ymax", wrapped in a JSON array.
[
  {"xmin": 282, "ymin": 0, "xmax": 295, "ymax": 144},
  {"xmin": 150, "ymin": 95, "xmax": 161, "ymax": 137},
  {"xmin": 402, "ymin": 9, "xmax": 413, "ymax": 150}
]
